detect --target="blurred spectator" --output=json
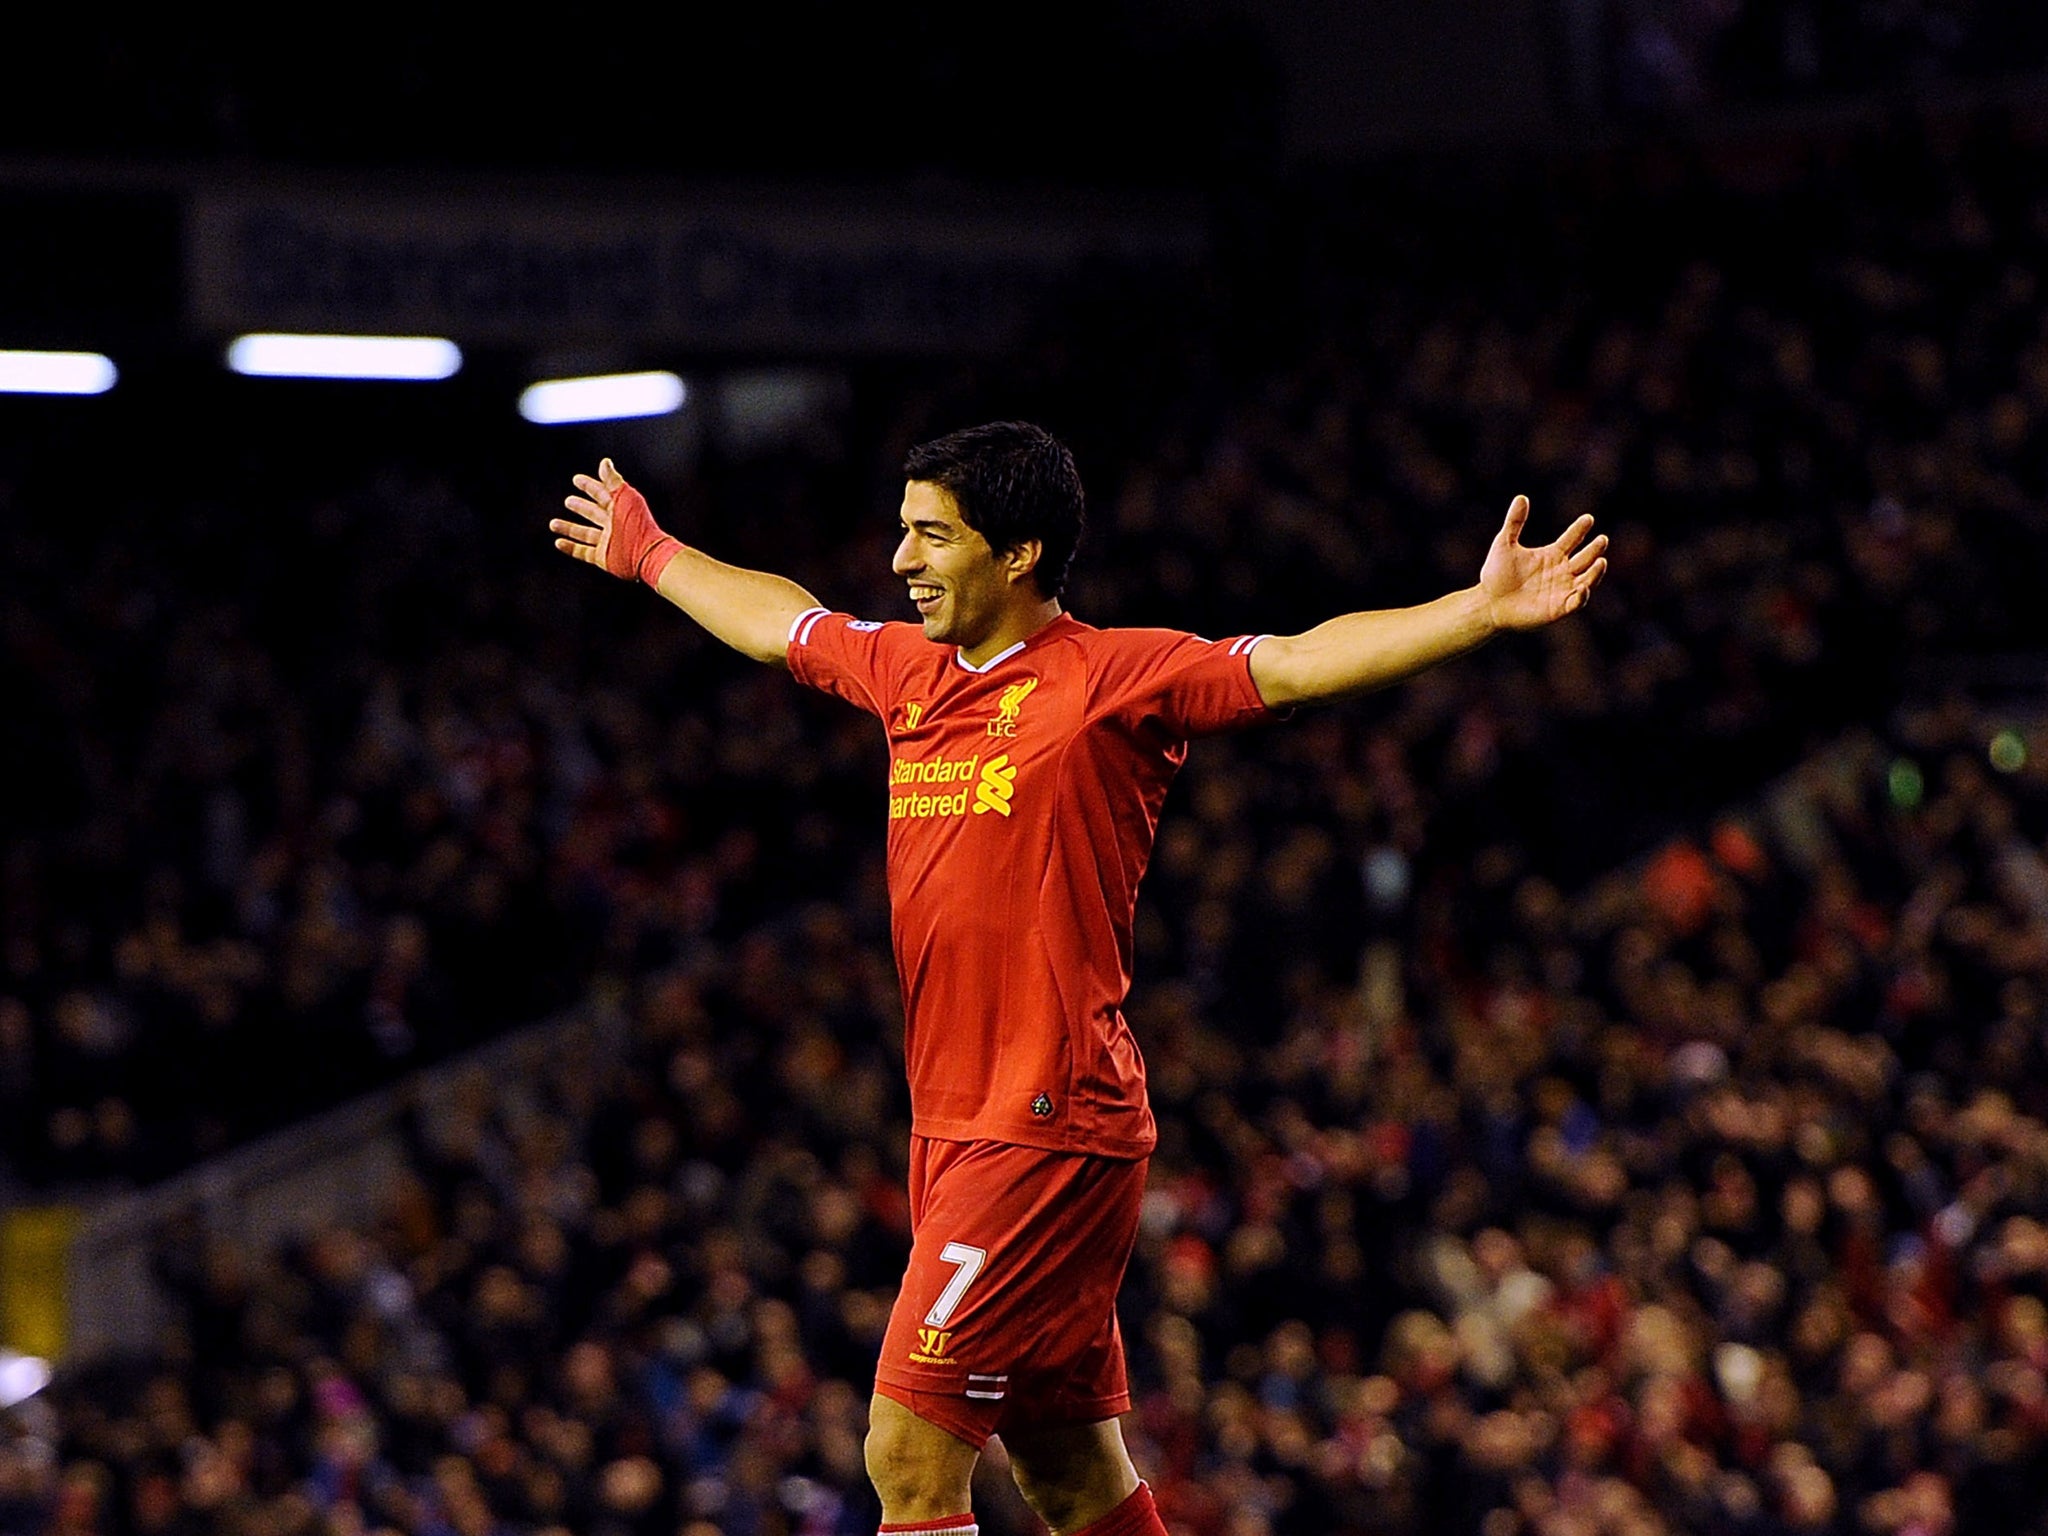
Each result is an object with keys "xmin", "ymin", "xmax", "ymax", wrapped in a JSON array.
[{"xmin": 1592, "ymin": 0, "xmax": 2048, "ymax": 118}]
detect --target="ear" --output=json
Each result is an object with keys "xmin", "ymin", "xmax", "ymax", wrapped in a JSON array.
[{"xmin": 1003, "ymin": 538, "xmax": 1044, "ymax": 587}]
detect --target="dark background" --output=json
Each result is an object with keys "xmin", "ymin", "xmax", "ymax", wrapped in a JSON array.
[{"xmin": 8, "ymin": 7, "xmax": 2048, "ymax": 1536}]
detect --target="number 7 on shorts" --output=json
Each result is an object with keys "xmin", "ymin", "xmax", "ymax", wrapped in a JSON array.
[{"xmin": 924, "ymin": 1241, "xmax": 987, "ymax": 1328}]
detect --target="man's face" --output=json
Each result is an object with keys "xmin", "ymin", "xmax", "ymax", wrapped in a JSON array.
[{"xmin": 892, "ymin": 480, "xmax": 1028, "ymax": 647}]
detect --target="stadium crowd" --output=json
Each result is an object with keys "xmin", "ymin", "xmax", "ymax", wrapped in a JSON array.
[
  {"xmin": 1597, "ymin": 0, "xmax": 2048, "ymax": 117},
  {"xmin": 6, "ymin": 99, "xmax": 2048, "ymax": 1534}
]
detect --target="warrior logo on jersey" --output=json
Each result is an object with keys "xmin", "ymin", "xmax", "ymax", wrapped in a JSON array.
[
  {"xmin": 986, "ymin": 677, "xmax": 1038, "ymax": 737},
  {"xmin": 898, "ymin": 701, "xmax": 926, "ymax": 732}
]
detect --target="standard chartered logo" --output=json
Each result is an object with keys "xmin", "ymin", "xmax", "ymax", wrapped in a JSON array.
[
  {"xmin": 972, "ymin": 754, "xmax": 1015, "ymax": 816},
  {"xmin": 889, "ymin": 752, "xmax": 1018, "ymax": 820}
]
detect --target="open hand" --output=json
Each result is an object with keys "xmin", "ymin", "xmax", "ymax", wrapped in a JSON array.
[
  {"xmin": 1479, "ymin": 496, "xmax": 1609, "ymax": 631},
  {"xmin": 550, "ymin": 459, "xmax": 681, "ymax": 585}
]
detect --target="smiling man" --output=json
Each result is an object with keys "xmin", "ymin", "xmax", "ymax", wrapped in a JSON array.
[{"xmin": 550, "ymin": 420, "xmax": 1607, "ymax": 1536}]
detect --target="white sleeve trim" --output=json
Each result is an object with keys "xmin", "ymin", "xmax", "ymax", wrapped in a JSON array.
[
  {"xmin": 1228, "ymin": 633, "xmax": 1273, "ymax": 656},
  {"xmin": 788, "ymin": 606, "xmax": 831, "ymax": 645}
]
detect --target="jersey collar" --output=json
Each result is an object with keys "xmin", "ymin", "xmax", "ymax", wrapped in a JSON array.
[
  {"xmin": 954, "ymin": 639, "xmax": 1028, "ymax": 674},
  {"xmin": 953, "ymin": 612, "xmax": 1077, "ymax": 674}
]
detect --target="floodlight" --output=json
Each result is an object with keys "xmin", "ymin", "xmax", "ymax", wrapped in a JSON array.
[
  {"xmin": 226, "ymin": 334, "xmax": 462, "ymax": 381},
  {"xmin": 0, "ymin": 1351, "xmax": 50, "ymax": 1408},
  {"xmin": 0, "ymin": 350, "xmax": 117, "ymax": 395},
  {"xmin": 519, "ymin": 371, "xmax": 686, "ymax": 425}
]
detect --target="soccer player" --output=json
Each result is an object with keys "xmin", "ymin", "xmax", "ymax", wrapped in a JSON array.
[{"xmin": 550, "ymin": 422, "xmax": 1607, "ymax": 1536}]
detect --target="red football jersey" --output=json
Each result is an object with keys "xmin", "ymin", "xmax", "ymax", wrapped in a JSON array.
[{"xmin": 787, "ymin": 608, "xmax": 1273, "ymax": 1157}]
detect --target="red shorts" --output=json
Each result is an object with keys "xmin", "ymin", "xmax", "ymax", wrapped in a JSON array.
[{"xmin": 874, "ymin": 1135, "xmax": 1148, "ymax": 1448}]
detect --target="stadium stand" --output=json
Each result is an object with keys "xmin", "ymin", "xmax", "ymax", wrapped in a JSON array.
[{"xmin": 6, "ymin": 67, "xmax": 2048, "ymax": 1536}]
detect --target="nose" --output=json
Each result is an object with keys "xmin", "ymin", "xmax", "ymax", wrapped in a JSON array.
[{"xmin": 892, "ymin": 530, "xmax": 921, "ymax": 576}]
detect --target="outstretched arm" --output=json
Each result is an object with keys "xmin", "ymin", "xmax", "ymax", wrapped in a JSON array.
[
  {"xmin": 1250, "ymin": 495, "xmax": 1608, "ymax": 710},
  {"xmin": 549, "ymin": 458, "xmax": 821, "ymax": 668}
]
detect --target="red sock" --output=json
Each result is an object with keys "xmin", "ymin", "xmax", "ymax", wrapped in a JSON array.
[
  {"xmin": 878, "ymin": 1516, "xmax": 976, "ymax": 1536},
  {"xmin": 1072, "ymin": 1482, "xmax": 1166, "ymax": 1536}
]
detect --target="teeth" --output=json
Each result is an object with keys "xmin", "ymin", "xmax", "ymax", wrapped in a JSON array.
[{"xmin": 910, "ymin": 586, "xmax": 940, "ymax": 600}]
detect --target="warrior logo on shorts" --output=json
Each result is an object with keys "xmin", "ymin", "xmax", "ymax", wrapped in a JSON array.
[
  {"xmin": 911, "ymin": 1327, "xmax": 956, "ymax": 1364},
  {"xmin": 1031, "ymin": 1092, "xmax": 1054, "ymax": 1118}
]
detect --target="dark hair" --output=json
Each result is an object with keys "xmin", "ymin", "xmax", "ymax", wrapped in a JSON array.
[{"xmin": 903, "ymin": 421, "xmax": 1086, "ymax": 600}]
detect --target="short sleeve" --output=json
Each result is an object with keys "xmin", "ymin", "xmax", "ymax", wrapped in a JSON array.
[
  {"xmin": 1089, "ymin": 628, "xmax": 1276, "ymax": 738},
  {"xmin": 785, "ymin": 608, "xmax": 922, "ymax": 719}
]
